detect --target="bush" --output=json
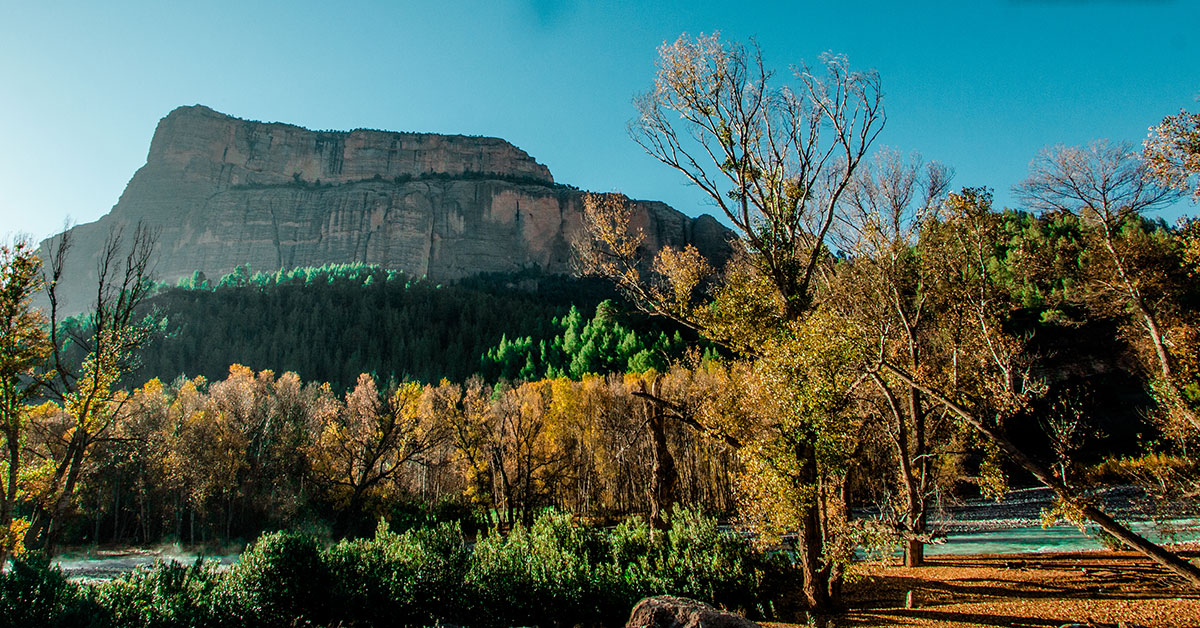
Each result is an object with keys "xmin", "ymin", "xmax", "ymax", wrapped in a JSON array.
[
  {"xmin": 0, "ymin": 555, "xmax": 105, "ymax": 628},
  {"xmin": 220, "ymin": 531, "xmax": 331, "ymax": 627},
  {"xmin": 610, "ymin": 508, "xmax": 780, "ymax": 617},
  {"xmin": 386, "ymin": 498, "xmax": 486, "ymax": 537},
  {"xmin": 326, "ymin": 520, "xmax": 469, "ymax": 626},
  {"xmin": 94, "ymin": 559, "xmax": 225, "ymax": 628},
  {"xmin": 466, "ymin": 511, "xmax": 622, "ymax": 627},
  {"xmin": 9, "ymin": 513, "xmax": 783, "ymax": 627}
]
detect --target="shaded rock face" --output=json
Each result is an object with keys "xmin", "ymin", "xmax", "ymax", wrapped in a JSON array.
[
  {"xmin": 626, "ymin": 595, "xmax": 758, "ymax": 628},
  {"xmin": 46, "ymin": 105, "xmax": 731, "ymax": 313}
]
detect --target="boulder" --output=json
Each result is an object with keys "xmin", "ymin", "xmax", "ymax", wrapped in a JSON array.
[{"xmin": 625, "ymin": 595, "xmax": 758, "ymax": 628}]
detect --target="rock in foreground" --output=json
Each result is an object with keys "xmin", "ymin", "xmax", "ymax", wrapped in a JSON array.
[{"xmin": 626, "ymin": 595, "xmax": 758, "ymax": 628}]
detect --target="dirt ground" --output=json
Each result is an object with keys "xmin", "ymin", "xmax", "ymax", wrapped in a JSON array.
[{"xmin": 766, "ymin": 546, "xmax": 1200, "ymax": 628}]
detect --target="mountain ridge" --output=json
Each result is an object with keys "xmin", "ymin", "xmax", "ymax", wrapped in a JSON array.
[{"xmin": 44, "ymin": 105, "xmax": 731, "ymax": 313}]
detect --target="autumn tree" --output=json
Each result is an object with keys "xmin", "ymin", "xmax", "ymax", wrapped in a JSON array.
[
  {"xmin": 308, "ymin": 375, "xmax": 444, "ymax": 537},
  {"xmin": 201, "ymin": 366, "xmax": 319, "ymax": 536},
  {"xmin": 875, "ymin": 188, "xmax": 1200, "ymax": 587},
  {"xmin": 1015, "ymin": 142, "xmax": 1196, "ymax": 435},
  {"xmin": 1144, "ymin": 107, "xmax": 1200, "ymax": 200},
  {"xmin": 580, "ymin": 33, "xmax": 885, "ymax": 611},
  {"xmin": 146, "ymin": 376, "xmax": 224, "ymax": 544},
  {"xmin": 170, "ymin": 374, "xmax": 249, "ymax": 541},
  {"xmin": 0, "ymin": 240, "xmax": 50, "ymax": 565},
  {"xmin": 484, "ymin": 381, "xmax": 574, "ymax": 526},
  {"xmin": 24, "ymin": 223, "xmax": 160, "ymax": 553},
  {"xmin": 829, "ymin": 150, "xmax": 956, "ymax": 566},
  {"xmin": 69, "ymin": 367, "xmax": 332, "ymax": 545},
  {"xmin": 733, "ymin": 314, "xmax": 870, "ymax": 606},
  {"xmin": 627, "ymin": 33, "xmax": 883, "ymax": 317},
  {"xmin": 442, "ymin": 377, "xmax": 496, "ymax": 512}
]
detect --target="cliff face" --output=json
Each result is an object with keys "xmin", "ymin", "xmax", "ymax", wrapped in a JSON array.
[{"xmin": 48, "ymin": 105, "xmax": 731, "ymax": 312}]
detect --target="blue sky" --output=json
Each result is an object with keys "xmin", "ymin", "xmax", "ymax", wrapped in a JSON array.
[{"xmin": 1, "ymin": 0, "xmax": 1197, "ymax": 241}]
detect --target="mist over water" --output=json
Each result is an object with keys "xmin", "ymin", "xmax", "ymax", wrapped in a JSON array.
[{"xmin": 53, "ymin": 547, "xmax": 239, "ymax": 580}]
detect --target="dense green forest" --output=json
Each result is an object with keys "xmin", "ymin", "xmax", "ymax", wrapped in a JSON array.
[
  {"xmin": 480, "ymin": 300, "xmax": 705, "ymax": 381},
  {"xmin": 120, "ymin": 264, "xmax": 692, "ymax": 388}
]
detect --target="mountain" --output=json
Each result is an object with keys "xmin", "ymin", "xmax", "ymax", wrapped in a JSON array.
[{"xmin": 44, "ymin": 105, "xmax": 732, "ymax": 313}]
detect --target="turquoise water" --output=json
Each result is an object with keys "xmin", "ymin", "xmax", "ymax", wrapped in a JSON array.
[
  {"xmin": 39, "ymin": 519, "xmax": 1200, "ymax": 577},
  {"xmin": 929, "ymin": 519, "xmax": 1200, "ymax": 555}
]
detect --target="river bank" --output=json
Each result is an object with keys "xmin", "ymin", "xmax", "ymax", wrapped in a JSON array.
[{"xmin": 45, "ymin": 486, "xmax": 1199, "ymax": 579}]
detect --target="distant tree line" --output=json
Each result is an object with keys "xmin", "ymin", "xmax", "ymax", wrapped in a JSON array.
[{"xmin": 44, "ymin": 365, "xmax": 738, "ymax": 546}]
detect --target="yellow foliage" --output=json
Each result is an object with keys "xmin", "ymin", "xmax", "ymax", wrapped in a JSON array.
[
  {"xmin": 1, "ymin": 517, "xmax": 30, "ymax": 558},
  {"xmin": 140, "ymin": 377, "xmax": 164, "ymax": 398}
]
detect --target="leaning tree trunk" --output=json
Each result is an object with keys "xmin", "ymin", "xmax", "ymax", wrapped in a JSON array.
[{"xmin": 880, "ymin": 361, "xmax": 1200, "ymax": 588}]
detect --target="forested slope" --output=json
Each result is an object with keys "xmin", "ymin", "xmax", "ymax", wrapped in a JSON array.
[{"xmin": 124, "ymin": 265, "xmax": 693, "ymax": 388}]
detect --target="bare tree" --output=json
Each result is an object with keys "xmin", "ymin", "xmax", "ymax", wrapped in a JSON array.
[
  {"xmin": 831, "ymin": 150, "xmax": 953, "ymax": 566},
  {"xmin": 1144, "ymin": 108, "xmax": 1200, "ymax": 201},
  {"xmin": 579, "ymin": 33, "xmax": 887, "ymax": 612},
  {"xmin": 1015, "ymin": 141, "xmax": 1196, "ymax": 433},
  {"xmin": 628, "ymin": 33, "xmax": 884, "ymax": 317},
  {"xmin": 24, "ymin": 222, "xmax": 161, "ymax": 553}
]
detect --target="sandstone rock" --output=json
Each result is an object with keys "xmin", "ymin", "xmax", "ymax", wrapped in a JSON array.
[
  {"xmin": 625, "ymin": 595, "xmax": 758, "ymax": 628},
  {"xmin": 44, "ymin": 105, "xmax": 732, "ymax": 314}
]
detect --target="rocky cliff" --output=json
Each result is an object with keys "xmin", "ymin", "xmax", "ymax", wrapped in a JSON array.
[{"xmin": 47, "ymin": 105, "xmax": 731, "ymax": 313}]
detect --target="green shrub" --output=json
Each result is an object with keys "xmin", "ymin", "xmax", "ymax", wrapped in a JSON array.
[
  {"xmin": 385, "ymin": 498, "xmax": 485, "ymax": 537},
  {"xmin": 466, "ymin": 511, "xmax": 622, "ymax": 627},
  {"xmin": 220, "ymin": 531, "xmax": 331, "ymax": 627},
  {"xmin": 609, "ymin": 517, "xmax": 668, "ymax": 597},
  {"xmin": 0, "ymin": 555, "xmax": 105, "ymax": 628},
  {"xmin": 326, "ymin": 520, "xmax": 469, "ymax": 626},
  {"xmin": 8, "ymin": 514, "xmax": 783, "ymax": 627},
  {"xmin": 610, "ymin": 509, "xmax": 779, "ymax": 616},
  {"xmin": 94, "ymin": 559, "xmax": 225, "ymax": 628}
]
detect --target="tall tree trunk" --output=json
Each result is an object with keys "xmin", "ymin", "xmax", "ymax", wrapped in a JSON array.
[
  {"xmin": 795, "ymin": 447, "xmax": 835, "ymax": 612},
  {"xmin": 647, "ymin": 406, "xmax": 678, "ymax": 530},
  {"xmin": 905, "ymin": 385, "xmax": 928, "ymax": 568},
  {"xmin": 112, "ymin": 479, "xmax": 120, "ymax": 544},
  {"xmin": 869, "ymin": 372, "xmax": 927, "ymax": 567},
  {"xmin": 0, "ymin": 437, "xmax": 19, "ymax": 567}
]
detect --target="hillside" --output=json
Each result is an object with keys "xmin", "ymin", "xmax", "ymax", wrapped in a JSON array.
[{"xmin": 117, "ymin": 265, "xmax": 697, "ymax": 389}]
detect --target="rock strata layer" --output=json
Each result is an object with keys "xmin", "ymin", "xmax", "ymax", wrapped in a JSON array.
[{"xmin": 46, "ymin": 105, "xmax": 731, "ymax": 313}]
